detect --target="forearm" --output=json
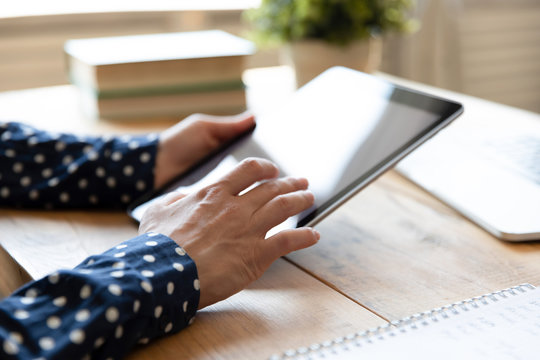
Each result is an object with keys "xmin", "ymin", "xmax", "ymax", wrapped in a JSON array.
[
  {"xmin": 0, "ymin": 233, "xmax": 200, "ymax": 359},
  {"xmin": 0, "ymin": 121, "xmax": 157, "ymax": 209}
]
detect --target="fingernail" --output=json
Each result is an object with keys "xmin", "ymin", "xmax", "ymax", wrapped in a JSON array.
[
  {"xmin": 313, "ymin": 229, "xmax": 321, "ymax": 241},
  {"xmin": 298, "ymin": 177, "xmax": 309, "ymax": 187}
]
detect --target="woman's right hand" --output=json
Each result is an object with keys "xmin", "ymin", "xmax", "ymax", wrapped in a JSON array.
[{"xmin": 139, "ymin": 157, "xmax": 319, "ymax": 309}]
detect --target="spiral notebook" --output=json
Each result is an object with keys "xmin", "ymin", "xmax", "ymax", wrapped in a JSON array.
[{"xmin": 272, "ymin": 284, "xmax": 540, "ymax": 359}]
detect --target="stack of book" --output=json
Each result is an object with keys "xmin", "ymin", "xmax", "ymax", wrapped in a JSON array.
[{"xmin": 64, "ymin": 30, "xmax": 255, "ymax": 120}]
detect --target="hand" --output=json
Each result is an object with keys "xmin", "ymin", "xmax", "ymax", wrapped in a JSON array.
[
  {"xmin": 154, "ymin": 112, "xmax": 256, "ymax": 189},
  {"xmin": 139, "ymin": 158, "xmax": 319, "ymax": 309}
]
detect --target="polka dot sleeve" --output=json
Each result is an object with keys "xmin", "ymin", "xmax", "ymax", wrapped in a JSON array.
[
  {"xmin": 0, "ymin": 121, "xmax": 157, "ymax": 209},
  {"xmin": 0, "ymin": 233, "xmax": 200, "ymax": 359}
]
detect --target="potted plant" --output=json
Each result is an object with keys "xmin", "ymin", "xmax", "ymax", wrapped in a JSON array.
[{"xmin": 245, "ymin": 0, "xmax": 418, "ymax": 87}]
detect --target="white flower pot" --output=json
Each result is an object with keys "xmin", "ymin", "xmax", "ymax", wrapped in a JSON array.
[{"xmin": 282, "ymin": 37, "xmax": 382, "ymax": 88}]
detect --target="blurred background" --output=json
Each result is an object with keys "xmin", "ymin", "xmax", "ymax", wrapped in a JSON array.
[{"xmin": 1, "ymin": 0, "xmax": 539, "ymax": 113}]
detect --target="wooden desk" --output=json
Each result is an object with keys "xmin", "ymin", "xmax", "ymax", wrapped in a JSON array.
[{"xmin": 1, "ymin": 67, "xmax": 539, "ymax": 359}]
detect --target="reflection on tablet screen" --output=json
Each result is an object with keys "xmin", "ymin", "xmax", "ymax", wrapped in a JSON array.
[{"xmin": 129, "ymin": 67, "xmax": 463, "ymax": 235}]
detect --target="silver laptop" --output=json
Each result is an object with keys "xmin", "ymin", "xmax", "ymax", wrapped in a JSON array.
[{"xmin": 396, "ymin": 104, "xmax": 540, "ymax": 241}]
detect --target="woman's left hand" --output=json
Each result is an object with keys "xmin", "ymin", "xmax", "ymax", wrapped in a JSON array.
[{"xmin": 153, "ymin": 111, "xmax": 255, "ymax": 189}]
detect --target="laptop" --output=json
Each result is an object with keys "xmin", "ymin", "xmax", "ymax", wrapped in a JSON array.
[
  {"xmin": 396, "ymin": 102, "xmax": 540, "ymax": 241},
  {"xmin": 128, "ymin": 67, "xmax": 463, "ymax": 235}
]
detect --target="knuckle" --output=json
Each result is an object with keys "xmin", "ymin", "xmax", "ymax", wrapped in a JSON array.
[
  {"xmin": 195, "ymin": 186, "xmax": 209, "ymax": 200},
  {"xmin": 286, "ymin": 177, "xmax": 303, "ymax": 192},
  {"xmin": 278, "ymin": 231, "xmax": 294, "ymax": 248},
  {"xmin": 302, "ymin": 191, "xmax": 314, "ymax": 205},
  {"xmin": 287, "ymin": 176, "xmax": 299, "ymax": 187},
  {"xmin": 196, "ymin": 183, "xmax": 224, "ymax": 200},
  {"xmin": 275, "ymin": 195, "xmax": 293, "ymax": 213},
  {"xmin": 265, "ymin": 181, "xmax": 282, "ymax": 197},
  {"xmin": 241, "ymin": 158, "xmax": 264, "ymax": 174},
  {"xmin": 222, "ymin": 203, "xmax": 242, "ymax": 217},
  {"xmin": 201, "ymin": 130, "xmax": 219, "ymax": 149}
]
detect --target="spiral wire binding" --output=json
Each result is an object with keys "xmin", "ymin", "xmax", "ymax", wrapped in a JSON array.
[{"xmin": 270, "ymin": 283, "xmax": 535, "ymax": 360}]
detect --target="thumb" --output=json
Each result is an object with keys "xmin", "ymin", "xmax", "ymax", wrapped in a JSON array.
[{"xmin": 208, "ymin": 112, "xmax": 256, "ymax": 141}]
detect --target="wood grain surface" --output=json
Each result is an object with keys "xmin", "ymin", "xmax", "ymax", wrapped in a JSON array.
[
  {"xmin": 287, "ymin": 170, "xmax": 540, "ymax": 320},
  {"xmin": 0, "ymin": 209, "xmax": 138, "ymax": 279},
  {"xmin": 0, "ymin": 245, "xmax": 31, "ymax": 298},
  {"xmin": 127, "ymin": 259, "xmax": 385, "ymax": 360},
  {"xmin": 1, "ymin": 67, "xmax": 539, "ymax": 359}
]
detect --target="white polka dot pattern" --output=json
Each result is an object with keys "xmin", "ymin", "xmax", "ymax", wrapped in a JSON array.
[
  {"xmin": 14, "ymin": 310, "xmax": 29, "ymax": 320},
  {"xmin": 75, "ymin": 309, "xmax": 90, "ymax": 322},
  {"xmin": 47, "ymin": 316, "xmax": 62, "ymax": 329},
  {"xmin": 133, "ymin": 300, "xmax": 141, "ymax": 313},
  {"xmin": 3, "ymin": 339, "xmax": 18, "ymax": 355},
  {"xmin": 112, "ymin": 261, "xmax": 125, "ymax": 269},
  {"xmin": 0, "ymin": 122, "xmax": 156, "ymax": 209},
  {"xmin": 105, "ymin": 307, "xmax": 119, "ymax": 323},
  {"xmin": 154, "ymin": 306, "xmax": 163, "ymax": 318},
  {"xmin": 141, "ymin": 270, "xmax": 154, "ymax": 278},
  {"xmin": 69, "ymin": 329, "xmax": 85, "ymax": 344},
  {"xmin": 80, "ymin": 285, "xmax": 92, "ymax": 299},
  {"xmin": 167, "ymin": 282, "xmax": 174, "ymax": 295},
  {"xmin": 39, "ymin": 337, "xmax": 55, "ymax": 351},
  {"xmin": 48, "ymin": 272, "xmax": 60, "ymax": 284},
  {"xmin": 0, "ymin": 226, "xmax": 199, "ymax": 359},
  {"xmin": 9, "ymin": 333, "xmax": 22, "ymax": 345},
  {"xmin": 141, "ymin": 281, "xmax": 153, "ymax": 293},
  {"xmin": 108, "ymin": 284, "xmax": 122, "ymax": 296},
  {"xmin": 94, "ymin": 337, "xmax": 105, "ymax": 349},
  {"xmin": 20, "ymin": 297, "xmax": 34, "ymax": 305},
  {"xmin": 53, "ymin": 296, "xmax": 67, "ymax": 307},
  {"xmin": 110, "ymin": 270, "xmax": 124, "ymax": 278},
  {"xmin": 115, "ymin": 325, "xmax": 124, "ymax": 339}
]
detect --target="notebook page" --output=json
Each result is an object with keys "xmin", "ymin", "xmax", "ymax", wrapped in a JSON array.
[{"xmin": 279, "ymin": 285, "xmax": 540, "ymax": 359}]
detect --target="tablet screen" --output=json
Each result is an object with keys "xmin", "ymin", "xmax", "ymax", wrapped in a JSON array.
[{"xmin": 129, "ymin": 67, "xmax": 463, "ymax": 232}]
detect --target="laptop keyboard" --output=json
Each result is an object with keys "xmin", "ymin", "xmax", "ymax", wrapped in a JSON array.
[{"xmin": 483, "ymin": 135, "xmax": 540, "ymax": 185}]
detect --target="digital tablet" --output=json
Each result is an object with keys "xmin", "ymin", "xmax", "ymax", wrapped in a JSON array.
[{"xmin": 128, "ymin": 67, "xmax": 463, "ymax": 234}]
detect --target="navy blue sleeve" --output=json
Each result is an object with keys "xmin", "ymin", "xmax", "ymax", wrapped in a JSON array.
[
  {"xmin": 0, "ymin": 233, "xmax": 200, "ymax": 359},
  {"xmin": 0, "ymin": 121, "xmax": 157, "ymax": 209}
]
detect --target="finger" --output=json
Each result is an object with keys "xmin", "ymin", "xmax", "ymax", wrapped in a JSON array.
[
  {"xmin": 254, "ymin": 190, "xmax": 315, "ymax": 230},
  {"xmin": 258, "ymin": 228, "xmax": 320, "ymax": 269},
  {"xmin": 219, "ymin": 158, "xmax": 279, "ymax": 195},
  {"xmin": 205, "ymin": 112, "xmax": 256, "ymax": 141},
  {"xmin": 242, "ymin": 176, "xmax": 309, "ymax": 208}
]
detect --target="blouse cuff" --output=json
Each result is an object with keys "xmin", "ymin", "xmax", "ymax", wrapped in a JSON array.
[
  {"xmin": 79, "ymin": 232, "xmax": 201, "ymax": 341},
  {"xmin": 0, "ymin": 233, "xmax": 199, "ymax": 359}
]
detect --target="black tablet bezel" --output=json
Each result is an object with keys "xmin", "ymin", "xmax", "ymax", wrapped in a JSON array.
[
  {"xmin": 296, "ymin": 84, "xmax": 464, "ymax": 227},
  {"xmin": 127, "ymin": 68, "xmax": 463, "ymax": 228}
]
